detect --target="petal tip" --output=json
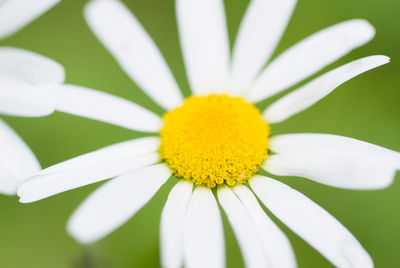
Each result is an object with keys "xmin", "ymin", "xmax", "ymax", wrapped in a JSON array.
[
  {"xmin": 67, "ymin": 218, "xmax": 95, "ymax": 245},
  {"xmin": 351, "ymin": 19, "xmax": 376, "ymax": 40},
  {"xmin": 17, "ymin": 187, "xmax": 34, "ymax": 203},
  {"xmin": 340, "ymin": 238, "xmax": 374, "ymax": 268}
]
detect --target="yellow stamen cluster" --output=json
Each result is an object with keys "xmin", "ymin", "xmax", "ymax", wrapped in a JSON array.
[{"xmin": 159, "ymin": 94, "xmax": 270, "ymax": 188}]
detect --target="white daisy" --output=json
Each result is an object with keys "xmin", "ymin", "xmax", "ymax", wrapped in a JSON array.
[
  {"xmin": 0, "ymin": 0, "xmax": 63, "ymax": 194},
  {"xmin": 18, "ymin": 0, "xmax": 400, "ymax": 267}
]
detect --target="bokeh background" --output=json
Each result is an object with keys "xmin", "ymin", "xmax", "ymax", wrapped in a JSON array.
[{"xmin": 1, "ymin": 0, "xmax": 400, "ymax": 267}]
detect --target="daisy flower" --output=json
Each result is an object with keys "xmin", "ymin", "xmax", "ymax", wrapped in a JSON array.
[
  {"xmin": 0, "ymin": 0, "xmax": 63, "ymax": 194},
  {"xmin": 18, "ymin": 0, "xmax": 400, "ymax": 267}
]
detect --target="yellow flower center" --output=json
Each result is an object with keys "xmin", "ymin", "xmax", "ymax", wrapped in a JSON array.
[{"xmin": 159, "ymin": 94, "xmax": 270, "ymax": 188}]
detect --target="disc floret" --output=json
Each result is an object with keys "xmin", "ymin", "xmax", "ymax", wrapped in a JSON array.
[{"xmin": 160, "ymin": 94, "xmax": 270, "ymax": 188}]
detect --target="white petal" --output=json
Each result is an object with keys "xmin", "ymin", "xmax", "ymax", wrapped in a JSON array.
[
  {"xmin": 18, "ymin": 136, "xmax": 159, "ymax": 201},
  {"xmin": 217, "ymin": 186, "xmax": 268, "ymax": 268},
  {"xmin": 250, "ymin": 176, "xmax": 373, "ymax": 268},
  {"xmin": 0, "ymin": 119, "xmax": 40, "ymax": 186},
  {"xmin": 270, "ymin": 133, "xmax": 400, "ymax": 158},
  {"xmin": 0, "ymin": 168, "xmax": 17, "ymax": 195},
  {"xmin": 18, "ymin": 152, "xmax": 159, "ymax": 203},
  {"xmin": 160, "ymin": 180, "xmax": 193, "ymax": 268},
  {"xmin": 67, "ymin": 164, "xmax": 171, "ymax": 244},
  {"xmin": 232, "ymin": 185, "xmax": 297, "ymax": 268},
  {"xmin": 265, "ymin": 153, "xmax": 398, "ymax": 190},
  {"xmin": 18, "ymin": 150, "xmax": 159, "ymax": 203},
  {"xmin": 56, "ymin": 84, "xmax": 162, "ymax": 132},
  {"xmin": 183, "ymin": 187, "xmax": 225, "ymax": 268},
  {"xmin": 0, "ymin": 47, "xmax": 65, "ymax": 84},
  {"xmin": 0, "ymin": 0, "xmax": 60, "ymax": 39},
  {"xmin": 264, "ymin": 133, "xmax": 400, "ymax": 189},
  {"xmin": 0, "ymin": 47, "xmax": 64, "ymax": 117},
  {"xmin": 264, "ymin": 55, "xmax": 389, "ymax": 123},
  {"xmin": 40, "ymin": 137, "xmax": 160, "ymax": 175},
  {"xmin": 0, "ymin": 78, "xmax": 58, "ymax": 117},
  {"xmin": 84, "ymin": 0, "xmax": 183, "ymax": 110},
  {"xmin": 247, "ymin": 19, "xmax": 375, "ymax": 102},
  {"xmin": 229, "ymin": 0, "xmax": 296, "ymax": 95},
  {"xmin": 176, "ymin": 0, "xmax": 230, "ymax": 95}
]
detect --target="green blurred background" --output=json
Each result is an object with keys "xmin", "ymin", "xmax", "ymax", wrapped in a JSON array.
[{"xmin": 1, "ymin": 0, "xmax": 400, "ymax": 267}]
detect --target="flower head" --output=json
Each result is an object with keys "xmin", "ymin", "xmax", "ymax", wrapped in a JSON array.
[
  {"xmin": 160, "ymin": 94, "xmax": 270, "ymax": 187},
  {"xmin": 17, "ymin": 0, "xmax": 400, "ymax": 267}
]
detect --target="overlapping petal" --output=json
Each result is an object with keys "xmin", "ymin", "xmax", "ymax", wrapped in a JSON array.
[
  {"xmin": 18, "ymin": 136, "xmax": 160, "ymax": 202},
  {"xmin": 0, "ymin": 47, "xmax": 65, "ymax": 117},
  {"xmin": 160, "ymin": 180, "xmax": 193, "ymax": 268},
  {"xmin": 0, "ymin": 119, "xmax": 40, "ymax": 194},
  {"xmin": 0, "ymin": 78, "xmax": 57, "ymax": 117},
  {"xmin": 233, "ymin": 185, "xmax": 297, "ymax": 267},
  {"xmin": 0, "ymin": 168, "xmax": 17, "ymax": 195},
  {"xmin": 250, "ymin": 176, "xmax": 373, "ymax": 268},
  {"xmin": 264, "ymin": 133, "xmax": 400, "ymax": 189},
  {"xmin": 0, "ymin": 47, "xmax": 65, "ymax": 84},
  {"xmin": 183, "ymin": 187, "xmax": 225, "ymax": 268},
  {"xmin": 218, "ymin": 186, "xmax": 269, "ymax": 268}
]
